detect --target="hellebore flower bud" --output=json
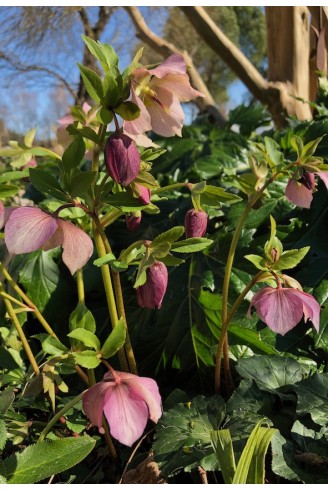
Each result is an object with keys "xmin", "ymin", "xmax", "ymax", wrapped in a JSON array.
[
  {"xmin": 126, "ymin": 211, "xmax": 142, "ymax": 231},
  {"xmin": 129, "ymin": 182, "xmax": 151, "ymax": 204},
  {"xmin": 184, "ymin": 209, "xmax": 208, "ymax": 238},
  {"xmin": 137, "ymin": 261, "xmax": 168, "ymax": 309},
  {"xmin": 105, "ymin": 131, "xmax": 140, "ymax": 186}
]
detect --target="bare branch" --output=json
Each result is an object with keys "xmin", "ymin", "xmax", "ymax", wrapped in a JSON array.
[
  {"xmin": 180, "ymin": 6, "xmax": 269, "ymax": 104},
  {"xmin": 94, "ymin": 7, "xmax": 115, "ymax": 38},
  {"xmin": 0, "ymin": 49, "xmax": 76, "ymax": 100},
  {"xmin": 124, "ymin": 6, "xmax": 226, "ymax": 125}
]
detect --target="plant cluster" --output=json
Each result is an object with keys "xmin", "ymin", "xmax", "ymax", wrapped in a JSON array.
[{"xmin": 0, "ymin": 38, "xmax": 328, "ymax": 484}]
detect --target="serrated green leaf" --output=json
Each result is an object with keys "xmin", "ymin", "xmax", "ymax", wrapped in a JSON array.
[
  {"xmin": 115, "ymin": 101, "xmax": 140, "ymax": 121},
  {"xmin": 200, "ymin": 185, "xmax": 242, "ymax": 208},
  {"xmin": 150, "ymin": 242, "xmax": 171, "ymax": 259},
  {"xmin": 244, "ymin": 254, "xmax": 268, "ymax": 271},
  {"xmin": 0, "ymin": 170, "xmax": 29, "ymax": 183},
  {"xmin": 69, "ymin": 304, "xmax": 96, "ymax": 334},
  {"xmin": 78, "ymin": 64, "xmax": 103, "ymax": 103},
  {"xmin": 160, "ymin": 254, "xmax": 185, "ymax": 266},
  {"xmin": 0, "ymin": 419, "xmax": 7, "ymax": 451},
  {"xmin": 152, "ymin": 226, "xmax": 185, "ymax": 247},
  {"xmin": 29, "ymin": 168, "xmax": 68, "ymax": 200},
  {"xmin": 69, "ymin": 170, "xmax": 97, "ymax": 198},
  {"xmin": 68, "ymin": 328, "xmax": 100, "ymax": 352},
  {"xmin": 73, "ymin": 350, "xmax": 101, "ymax": 369},
  {"xmin": 290, "ymin": 135, "xmax": 303, "ymax": 158},
  {"xmin": 272, "ymin": 247, "xmax": 310, "ymax": 271},
  {"xmin": 42, "ymin": 336, "xmax": 68, "ymax": 356},
  {"xmin": 264, "ymin": 137, "xmax": 284, "ymax": 167},
  {"xmin": 2, "ymin": 436, "xmax": 96, "ymax": 483},
  {"xmin": 170, "ymin": 238, "xmax": 213, "ymax": 253},
  {"xmin": 101, "ymin": 317, "xmax": 126, "ymax": 358},
  {"xmin": 0, "ymin": 184, "xmax": 20, "ymax": 198},
  {"xmin": 62, "ymin": 136, "xmax": 85, "ymax": 173},
  {"xmin": 93, "ymin": 252, "xmax": 116, "ymax": 267}
]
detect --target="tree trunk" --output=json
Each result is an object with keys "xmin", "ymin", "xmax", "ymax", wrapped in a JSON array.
[{"xmin": 265, "ymin": 7, "xmax": 312, "ymax": 124}]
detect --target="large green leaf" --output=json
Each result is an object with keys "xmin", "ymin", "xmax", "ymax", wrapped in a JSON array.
[
  {"xmin": 236, "ymin": 355, "xmax": 304, "ymax": 392},
  {"xmin": 2, "ymin": 436, "xmax": 96, "ymax": 483},
  {"xmin": 293, "ymin": 373, "xmax": 328, "ymax": 425},
  {"xmin": 100, "ymin": 317, "xmax": 126, "ymax": 359},
  {"xmin": 29, "ymin": 168, "xmax": 68, "ymax": 201}
]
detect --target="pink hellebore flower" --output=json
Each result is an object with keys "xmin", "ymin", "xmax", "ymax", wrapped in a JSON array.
[
  {"xmin": 4, "ymin": 207, "xmax": 93, "ymax": 275},
  {"xmin": 184, "ymin": 209, "xmax": 208, "ymax": 238},
  {"xmin": 137, "ymin": 261, "xmax": 168, "ymax": 309},
  {"xmin": 124, "ymin": 54, "xmax": 204, "ymax": 139},
  {"xmin": 248, "ymin": 286, "xmax": 320, "ymax": 335},
  {"xmin": 285, "ymin": 170, "xmax": 328, "ymax": 208},
  {"xmin": 82, "ymin": 369, "xmax": 162, "ymax": 446},
  {"xmin": 126, "ymin": 212, "xmax": 142, "ymax": 232},
  {"xmin": 105, "ymin": 132, "xmax": 140, "ymax": 186}
]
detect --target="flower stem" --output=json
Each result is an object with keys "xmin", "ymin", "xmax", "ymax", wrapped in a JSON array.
[
  {"xmin": 0, "ymin": 283, "xmax": 39, "ymax": 376},
  {"xmin": 100, "ymin": 209, "xmax": 123, "ymax": 229},
  {"xmin": 0, "ymin": 290, "xmax": 33, "ymax": 310},
  {"xmin": 215, "ymin": 271, "xmax": 264, "ymax": 393},
  {"xmin": 217, "ymin": 173, "xmax": 278, "ymax": 395},
  {"xmin": 38, "ymin": 392, "xmax": 84, "ymax": 442},
  {"xmin": 152, "ymin": 182, "xmax": 189, "ymax": 195},
  {"xmin": 92, "ymin": 124, "xmax": 107, "ymax": 172},
  {"xmin": 93, "ymin": 221, "xmax": 129, "ymax": 372},
  {"xmin": 76, "ymin": 269, "xmax": 85, "ymax": 305},
  {"xmin": 0, "ymin": 262, "xmax": 89, "ymax": 385}
]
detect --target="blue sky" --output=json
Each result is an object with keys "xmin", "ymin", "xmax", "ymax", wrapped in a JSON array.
[{"xmin": 0, "ymin": 6, "xmax": 249, "ymax": 140}]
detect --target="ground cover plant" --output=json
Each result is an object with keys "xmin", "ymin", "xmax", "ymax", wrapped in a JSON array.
[{"xmin": 0, "ymin": 37, "xmax": 328, "ymax": 484}]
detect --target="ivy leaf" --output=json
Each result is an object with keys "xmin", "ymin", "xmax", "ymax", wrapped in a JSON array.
[
  {"xmin": 68, "ymin": 328, "xmax": 101, "ymax": 352},
  {"xmin": 1, "ymin": 436, "xmax": 96, "ymax": 483},
  {"xmin": 100, "ymin": 317, "xmax": 126, "ymax": 359}
]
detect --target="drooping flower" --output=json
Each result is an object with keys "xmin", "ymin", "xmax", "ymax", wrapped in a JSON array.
[
  {"xmin": 124, "ymin": 54, "xmax": 204, "ymax": 139},
  {"xmin": 248, "ymin": 286, "xmax": 320, "ymax": 335},
  {"xmin": 137, "ymin": 261, "xmax": 168, "ymax": 309},
  {"xmin": 105, "ymin": 131, "xmax": 140, "ymax": 186},
  {"xmin": 126, "ymin": 212, "xmax": 142, "ymax": 232},
  {"xmin": 82, "ymin": 369, "xmax": 162, "ymax": 446},
  {"xmin": 4, "ymin": 207, "xmax": 93, "ymax": 275},
  {"xmin": 184, "ymin": 209, "xmax": 208, "ymax": 238},
  {"xmin": 285, "ymin": 170, "xmax": 328, "ymax": 208},
  {"xmin": 129, "ymin": 182, "xmax": 151, "ymax": 204}
]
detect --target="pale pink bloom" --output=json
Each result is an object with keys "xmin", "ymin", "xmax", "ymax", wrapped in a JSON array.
[
  {"xmin": 285, "ymin": 170, "xmax": 328, "ymax": 208},
  {"xmin": 22, "ymin": 158, "xmax": 37, "ymax": 170},
  {"xmin": 4, "ymin": 207, "xmax": 93, "ymax": 275},
  {"xmin": 248, "ymin": 286, "xmax": 320, "ymax": 335},
  {"xmin": 124, "ymin": 54, "xmax": 204, "ymax": 139},
  {"xmin": 82, "ymin": 369, "xmax": 162, "ymax": 446}
]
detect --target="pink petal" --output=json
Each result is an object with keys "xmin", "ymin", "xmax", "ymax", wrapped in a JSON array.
[
  {"xmin": 152, "ymin": 73, "xmax": 204, "ymax": 102},
  {"xmin": 129, "ymin": 377, "xmax": 162, "ymax": 423},
  {"xmin": 146, "ymin": 88, "xmax": 184, "ymax": 137},
  {"xmin": 148, "ymin": 54, "xmax": 187, "ymax": 78},
  {"xmin": 57, "ymin": 113, "xmax": 74, "ymax": 126},
  {"xmin": 0, "ymin": 205, "xmax": 16, "ymax": 229},
  {"xmin": 41, "ymin": 226, "xmax": 64, "ymax": 251},
  {"xmin": 82, "ymin": 381, "xmax": 113, "ymax": 433},
  {"xmin": 297, "ymin": 290, "xmax": 320, "ymax": 332},
  {"xmin": 5, "ymin": 207, "xmax": 58, "ymax": 255},
  {"xmin": 251, "ymin": 287, "xmax": 304, "ymax": 335},
  {"xmin": 57, "ymin": 219, "xmax": 93, "ymax": 275},
  {"xmin": 82, "ymin": 102, "xmax": 92, "ymax": 114},
  {"xmin": 317, "ymin": 172, "xmax": 328, "ymax": 189},
  {"xmin": 104, "ymin": 383, "xmax": 149, "ymax": 446},
  {"xmin": 123, "ymin": 85, "xmax": 152, "ymax": 137},
  {"xmin": 285, "ymin": 179, "xmax": 313, "ymax": 208}
]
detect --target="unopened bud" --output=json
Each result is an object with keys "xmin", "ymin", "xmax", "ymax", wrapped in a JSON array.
[
  {"xmin": 126, "ymin": 212, "xmax": 142, "ymax": 231},
  {"xmin": 130, "ymin": 182, "xmax": 151, "ymax": 204},
  {"xmin": 299, "ymin": 171, "xmax": 315, "ymax": 190},
  {"xmin": 105, "ymin": 132, "xmax": 140, "ymax": 186},
  {"xmin": 137, "ymin": 261, "xmax": 168, "ymax": 309},
  {"xmin": 184, "ymin": 209, "xmax": 208, "ymax": 238}
]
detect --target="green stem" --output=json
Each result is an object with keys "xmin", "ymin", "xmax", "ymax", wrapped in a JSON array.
[
  {"xmin": 0, "ymin": 283, "xmax": 40, "ymax": 375},
  {"xmin": 100, "ymin": 209, "xmax": 123, "ymax": 229},
  {"xmin": 0, "ymin": 262, "xmax": 89, "ymax": 385},
  {"xmin": 76, "ymin": 269, "xmax": 85, "ymax": 305},
  {"xmin": 38, "ymin": 392, "xmax": 84, "ymax": 442},
  {"xmin": 93, "ymin": 221, "xmax": 129, "ymax": 372},
  {"xmin": 0, "ymin": 290, "xmax": 32, "ymax": 310},
  {"xmin": 217, "ymin": 168, "xmax": 290, "ymax": 394},
  {"xmin": 96, "ymin": 223, "xmax": 138, "ymax": 375},
  {"xmin": 215, "ymin": 271, "xmax": 265, "ymax": 393},
  {"xmin": 152, "ymin": 182, "xmax": 189, "ymax": 195}
]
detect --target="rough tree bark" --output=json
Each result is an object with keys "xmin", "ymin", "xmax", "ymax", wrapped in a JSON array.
[
  {"xmin": 181, "ymin": 6, "xmax": 316, "ymax": 127},
  {"xmin": 124, "ymin": 6, "xmax": 226, "ymax": 126}
]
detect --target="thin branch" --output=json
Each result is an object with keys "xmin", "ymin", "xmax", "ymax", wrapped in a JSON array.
[
  {"xmin": 124, "ymin": 6, "xmax": 226, "ymax": 125},
  {"xmin": 94, "ymin": 6, "xmax": 115, "ymax": 38},
  {"xmin": 77, "ymin": 7, "xmax": 94, "ymax": 38},
  {"xmin": 180, "ymin": 6, "xmax": 269, "ymax": 104},
  {"xmin": 0, "ymin": 49, "xmax": 76, "ymax": 99}
]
